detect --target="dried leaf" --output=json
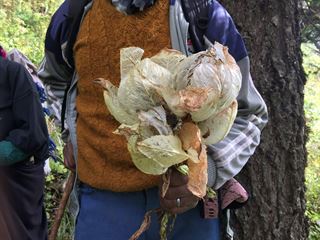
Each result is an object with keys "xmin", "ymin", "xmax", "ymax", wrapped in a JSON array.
[
  {"xmin": 120, "ymin": 47, "xmax": 144, "ymax": 78},
  {"xmin": 137, "ymin": 58, "xmax": 173, "ymax": 88},
  {"xmin": 178, "ymin": 122, "xmax": 201, "ymax": 155},
  {"xmin": 97, "ymin": 45, "xmax": 241, "ymax": 181},
  {"xmin": 138, "ymin": 106, "xmax": 173, "ymax": 136},
  {"xmin": 177, "ymin": 123, "xmax": 207, "ymax": 198},
  {"xmin": 160, "ymin": 86, "xmax": 216, "ymax": 118},
  {"xmin": 93, "ymin": 78, "xmax": 138, "ymax": 125},
  {"xmin": 128, "ymin": 135, "xmax": 168, "ymax": 175},
  {"xmin": 129, "ymin": 209, "xmax": 154, "ymax": 240},
  {"xmin": 113, "ymin": 123, "xmax": 140, "ymax": 139},
  {"xmin": 115, "ymin": 125, "xmax": 167, "ymax": 175},
  {"xmin": 114, "ymin": 123, "xmax": 155, "ymax": 141},
  {"xmin": 198, "ymin": 100, "xmax": 238, "ymax": 145},
  {"xmin": 169, "ymin": 42, "xmax": 242, "ymax": 122},
  {"xmin": 157, "ymin": 87, "xmax": 187, "ymax": 118},
  {"xmin": 137, "ymin": 135, "xmax": 190, "ymax": 168},
  {"xmin": 186, "ymin": 148, "xmax": 199, "ymax": 163},
  {"xmin": 151, "ymin": 48, "xmax": 186, "ymax": 74},
  {"xmin": 118, "ymin": 58, "xmax": 172, "ymax": 115},
  {"xmin": 187, "ymin": 144, "xmax": 208, "ymax": 198}
]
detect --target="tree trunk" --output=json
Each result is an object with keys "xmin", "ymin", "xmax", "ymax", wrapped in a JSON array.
[{"xmin": 219, "ymin": 0, "xmax": 309, "ymax": 239}]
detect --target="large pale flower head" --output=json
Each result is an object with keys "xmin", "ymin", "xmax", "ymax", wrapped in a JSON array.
[
  {"xmin": 117, "ymin": 47, "xmax": 173, "ymax": 116},
  {"xmin": 161, "ymin": 42, "xmax": 242, "ymax": 123}
]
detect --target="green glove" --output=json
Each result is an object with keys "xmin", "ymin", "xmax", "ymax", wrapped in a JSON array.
[{"xmin": 0, "ymin": 141, "xmax": 28, "ymax": 166}]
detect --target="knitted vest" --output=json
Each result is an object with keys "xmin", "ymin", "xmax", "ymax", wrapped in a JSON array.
[{"xmin": 74, "ymin": 0, "xmax": 171, "ymax": 191}]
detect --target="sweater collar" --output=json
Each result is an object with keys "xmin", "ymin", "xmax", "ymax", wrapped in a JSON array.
[{"xmin": 111, "ymin": 0, "xmax": 156, "ymax": 14}]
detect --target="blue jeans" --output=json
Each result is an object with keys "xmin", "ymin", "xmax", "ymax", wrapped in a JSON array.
[{"xmin": 75, "ymin": 184, "xmax": 220, "ymax": 240}]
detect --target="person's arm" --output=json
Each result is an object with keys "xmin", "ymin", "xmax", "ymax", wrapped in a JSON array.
[
  {"xmin": 38, "ymin": 0, "xmax": 74, "ymax": 128},
  {"xmin": 1, "ymin": 61, "xmax": 49, "ymax": 164},
  {"xmin": 205, "ymin": 1, "xmax": 268, "ymax": 189}
]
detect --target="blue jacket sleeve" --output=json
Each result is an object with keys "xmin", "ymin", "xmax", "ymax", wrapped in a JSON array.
[
  {"xmin": 205, "ymin": 1, "xmax": 268, "ymax": 189},
  {"xmin": 205, "ymin": 1, "xmax": 248, "ymax": 62},
  {"xmin": 39, "ymin": 0, "xmax": 74, "ymax": 128}
]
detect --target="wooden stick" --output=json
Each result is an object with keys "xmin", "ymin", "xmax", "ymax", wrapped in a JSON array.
[{"xmin": 48, "ymin": 171, "xmax": 76, "ymax": 240}]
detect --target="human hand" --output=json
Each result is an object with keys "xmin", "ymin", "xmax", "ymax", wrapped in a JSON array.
[{"xmin": 159, "ymin": 168, "xmax": 199, "ymax": 214}]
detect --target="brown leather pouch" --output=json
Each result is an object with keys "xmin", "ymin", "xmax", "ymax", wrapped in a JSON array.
[{"xmin": 202, "ymin": 197, "xmax": 219, "ymax": 219}]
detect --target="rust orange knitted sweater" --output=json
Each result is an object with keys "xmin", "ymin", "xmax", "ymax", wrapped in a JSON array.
[{"xmin": 74, "ymin": 0, "xmax": 171, "ymax": 192}]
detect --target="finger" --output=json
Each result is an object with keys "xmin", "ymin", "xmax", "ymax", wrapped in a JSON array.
[
  {"xmin": 162, "ymin": 185, "xmax": 192, "ymax": 200},
  {"xmin": 169, "ymin": 169, "xmax": 188, "ymax": 187}
]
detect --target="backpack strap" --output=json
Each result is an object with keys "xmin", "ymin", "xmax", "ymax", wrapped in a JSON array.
[
  {"xmin": 61, "ymin": 0, "xmax": 92, "ymax": 132},
  {"xmin": 181, "ymin": 0, "xmax": 211, "ymax": 52},
  {"xmin": 65, "ymin": 0, "xmax": 92, "ymax": 68},
  {"xmin": 60, "ymin": 83, "xmax": 70, "ymax": 132}
]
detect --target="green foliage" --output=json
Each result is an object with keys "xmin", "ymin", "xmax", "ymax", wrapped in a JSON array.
[
  {"xmin": 0, "ymin": 0, "xmax": 63, "ymax": 65},
  {"xmin": 302, "ymin": 43, "xmax": 320, "ymax": 240},
  {"xmin": 45, "ymin": 119, "xmax": 73, "ymax": 239},
  {"xmin": 301, "ymin": 0, "xmax": 320, "ymax": 49},
  {"xmin": 45, "ymin": 160, "xmax": 73, "ymax": 240}
]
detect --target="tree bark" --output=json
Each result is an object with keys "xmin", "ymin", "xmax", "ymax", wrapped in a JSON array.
[{"xmin": 219, "ymin": 0, "xmax": 308, "ymax": 239}]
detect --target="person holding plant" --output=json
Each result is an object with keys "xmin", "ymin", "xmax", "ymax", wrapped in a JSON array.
[
  {"xmin": 39, "ymin": 0, "xmax": 268, "ymax": 239},
  {"xmin": 0, "ymin": 45, "xmax": 49, "ymax": 240}
]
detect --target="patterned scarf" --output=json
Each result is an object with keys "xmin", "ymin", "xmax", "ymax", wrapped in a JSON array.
[{"xmin": 111, "ymin": 0, "xmax": 156, "ymax": 14}]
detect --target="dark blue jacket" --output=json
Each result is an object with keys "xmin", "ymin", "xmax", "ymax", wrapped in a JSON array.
[{"xmin": 0, "ymin": 58, "xmax": 49, "ymax": 163}]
